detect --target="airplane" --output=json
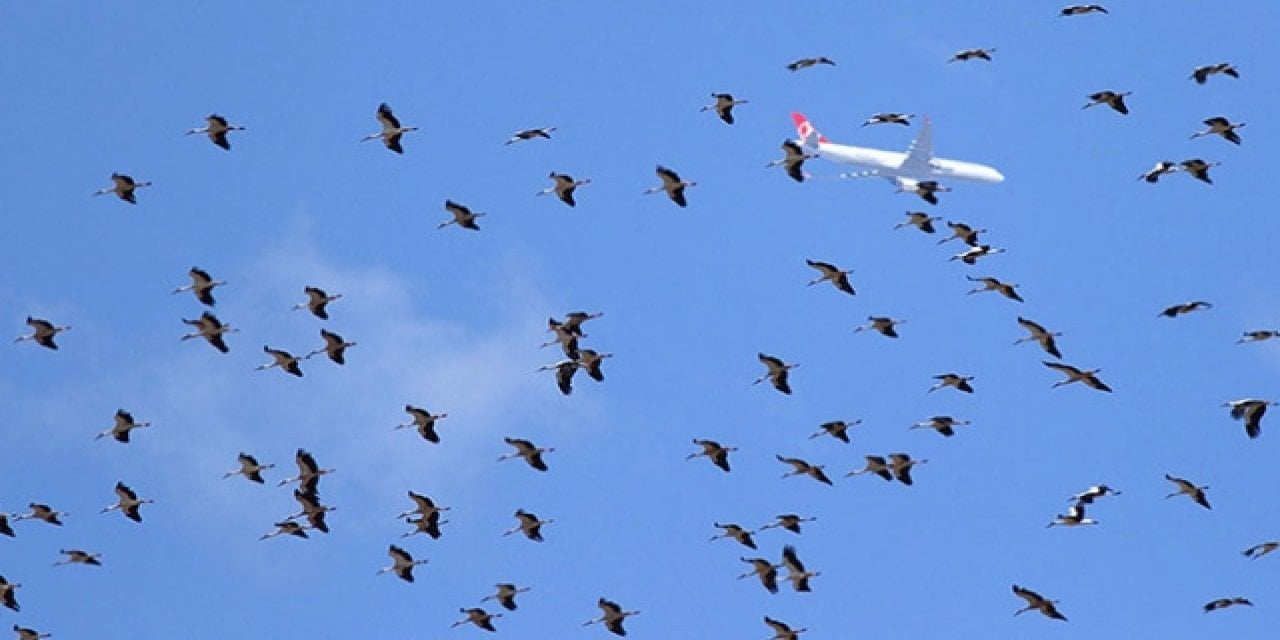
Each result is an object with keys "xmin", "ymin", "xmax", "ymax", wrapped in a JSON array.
[{"xmin": 790, "ymin": 112, "xmax": 1004, "ymax": 190}]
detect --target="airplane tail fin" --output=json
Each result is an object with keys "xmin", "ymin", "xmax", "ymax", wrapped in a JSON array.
[{"xmin": 791, "ymin": 112, "xmax": 829, "ymax": 148}]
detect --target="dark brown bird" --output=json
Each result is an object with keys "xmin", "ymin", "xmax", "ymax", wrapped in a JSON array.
[
  {"xmin": 396, "ymin": 405, "xmax": 448, "ymax": 443},
  {"xmin": 15, "ymin": 317, "xmax": 69, "ymax": 350},
  {"xmin": 808, "ymin": 419, "xmax": 860, "ymax": 443},
  {"xmin": 173, "ymin": 267, "xmax": 225, "ymax": 306},
  {"xmin": 100, "ymin": 481, "xmax": 152, "ymax": 523},
  {"xmin": 583, "ymin": 597, "xmax": 639, "ymax": 636},
  {"xmin": 1140, "ymin": 161, "xmax": 1180, "ymax": 183},
  {"xmin": 96, "ymin": 409, "xmax": 151, "ymax": 443},
  {"xmin": 537, "ymin": 172, "xmax": 591, "ymax": 207},
  {"xmin": 505, "ymin": 127, "xmax": 555, "ymax": 145},
  {"xmin": 1060, "ymin": 4, "xmax": 1107, "ymax": 16},
  {"xmin": 503, "ymin": 509, "xmax": 552, "ymax": 541},
  {"xmin": 759, "ymin": 514, "xmax": 817, "ymax": 534},
  {"xmin": 1013, "ymin": 584, "xmax": 1068, "ymax": 620},
  {"xmin": 855, "ymin": 316, "xmax": 905, "ymax": 338},
  {"xmin": 186, "ymin": 114, "xmax": 245, "ymax": 150},
  {"xmin": 481, "ymin": 583, "xmax": 531, "ymax": 611},
  {"xmin": 776, "ymin": 455, "xmax": 833, "ymax": 485},
  {"xmin": 911, "ymin": 416, "xmax": 970, "ymax": 438},
  {"xmin": 764, "ymin": 616, "xmax": 807, "ymax": 639},
  {"xmin": 1044, "ymin": 361, "xmax": 1111, "ymax": 392},
  {"xmin": 256, "ymin": 346, "xmax": 304, "ymax": 377},
  {"xmin": 939, "ymin": 221, "xmax": 986, "ymax": 246},
  {"xmin": 0, "ymin": 576, "xmax": 20, "ymax": 612},
  {"xmin": 966, "ymin": 275, "xmax": 1023, "ymax": 302},
  {"xmin": 537, "ymin": 358, "xmax": 580, "ymax": 395},
  {"xmin": 259, "ymin": 519, "xmax": 312, "ymax": 540},
  {"xmin": 181, "ymin": 311, "xmax": 235, "ymax": 353},
  {"xmin": 93, "ymin": 172, "xmax": 151, "ymax": 203},
  {"xmin": 1015, "ymin": 317, "xmax": 1063, "ymax": 359},
  {"xmin": 291, "ymin": 489, "xmax": 335, "ymax": 534},
  {"xmin": 498, "ymin": 437, "xmax": 554, "ymax": 471},
  {"xmin": 755, "ymin": 353, "xmax": 798, "ymax": 394},
  {"xmin": 1083, "ymin": 91, "xmax": 1131, "ymax": 114},
  {"xmin": 687, "ymin": 439, "xmax": 736, "ymax": 472},
  {"xmin": 929, "ymin": 373, "xmax": 975, "ymax": 394},
  {"xmin": 1191, "ymin": 116, "xmax": 1245, "ymax": 145},
  {"xmin": 805, "ymin": 259, "xmax": 855, "ymax": 295},
  {"xmin": 1204, "ymin": 597, "xmax": 1252, "ymax": 613},
  {"xmin": 1165, "ymin": 474, "xmax": 1211, "ymax": 510},
  {"xmin": 1191, "ymin": 62, "xmax": 1239, "ymax": 85},
  {"xmin": 1223, "ymin": 399, "xmax": 1276, "ymax": 439},
  {"xmin": 1180, "ymin": 159, "xmax": 1219, "ymax": 184},
  {"xmin": 846, "ymin": 455, "xmax": 892, "ymax": 481},
  {"xmin": 54, "ymin": 549, "xmax": 102, "ymax": 566},
  {"xmin": 701, "ymin": 93, "xmax": 748, "ymax": 124},
  {"xmin": 894, "ymin": 211, "xmax": 941, "ymax": 233},
  {"xmin": 738, "ymin": 557, "xmax": 781, "ymax": 594},
  {"xmin": 222, "ymin": 452, "xmax": 274, "ymax": 484},
  {"xmin": 780, "ymin": 545, "xmax": 820, "ymax": 592},
  {"xmin": 402, "ymin": 510, "xmax": 446, "ymax": 539},
  {"xmin": 377, "ymin": 544, "xmax": 427, "ymax": 582},
  {"xmin": 864, "ymin": 112, "xmax": 915, "ymax": 127},
  {"xmin": 767, "ymin": 139, "xmax": 815, "ymax": 182},
  {"xmin": 709, "ymin": 523, "xmax": 757, "ymax": 549},
  {"xmin": 14, "ymin": 503, "xmax": 66, "ymax": 526},
  {"xmin": 643, "ymin": 165, "xmax": 696, "ymax": 207},
  {"xmin": 949, "ymin": 48, "xmax": 995, "ymax": 62},
  {"xmin": 292, "ymin": 286, "xmax": 342, "ymax": 320},
  {"xmin": 889, "ymin": 453, "xmax": 928, "ymax": 485},
  {"xmin": 1243, "ymin": 542, "xmax": 1280, "ymax": 560},
  {"xmin": 306, "ymin": 329, "xmax": 356, "ymax": 364},
  {"xmin": 363, "ymin": 103, "xmax": 417, "ymax": 154},
  {"xmin": 1160, "ymin": 301, "xmax": 1212, "ymax": 318},
  {"xmin": 787, "ymin": 57, "xmax": 835, "ymax": 71},
  {"xmin": 440, "ymin": 200, "xmax": 486, "ymax": 230},
  {"xmin": 453, "ymin": 608, "xmax": 501, "ymax": 632}
]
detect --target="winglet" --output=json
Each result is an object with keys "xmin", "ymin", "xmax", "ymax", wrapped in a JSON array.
[{"xmin": 791, "ymin": 112, "xmax": 829, "ymax": 147}]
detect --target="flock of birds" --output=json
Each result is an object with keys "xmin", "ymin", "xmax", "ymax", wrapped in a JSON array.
[{"xmin": 2, "ymin": 4, "xmax": 1274, "ymax": 638}]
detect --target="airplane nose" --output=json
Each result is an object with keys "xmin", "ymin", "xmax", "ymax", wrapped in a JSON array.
[{"xmin": 987, "ymin": 168, "xmax": 1006, "ymax": 183}]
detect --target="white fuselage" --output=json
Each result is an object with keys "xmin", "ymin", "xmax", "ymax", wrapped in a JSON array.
[{"xmin": 818, "ymin": 142, "xmax": 1005, "ymax": 184}]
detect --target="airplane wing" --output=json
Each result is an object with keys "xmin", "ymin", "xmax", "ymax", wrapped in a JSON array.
[{"xmin": 897, "ymin": 116, "xmax": 934, "ymax": 175}]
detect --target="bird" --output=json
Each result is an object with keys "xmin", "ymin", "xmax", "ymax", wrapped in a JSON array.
[
  {"xmin": 911, "ymin": 416, "xmax": 970, "ymax": 438},
  {"xmin": 180, "ymin": 311, "xmax": 236, "ymax": 353},
  {"xmin": 583, "ymin": 597, "xmax": 639, "ymax": 636},
  {"xmin": 759, "ymin": 514, "xmax": 817, "ymax": 534},
  {"xmin": 1140, "ymin": 161, "xmax": 1181, "ymax": 183},
  {"xmin": 949, "ymin": 244, "xmax": 1005, "ymax": 265},
  {"xmin": 93, "ymin": 172, "xmax": 151, "ymax": 203},
  {"xmin": 397, "ymin": 490, "xmax": 451, "ymax": 520},
  {"xmin": 395, "ymin": 405, "xmax": 448, "ymax": 444},
  {"xmin": 938, "ymin": 221, "xmax": 986, "ymax": 246},
  {"xmin": 578, "ymin": 349, "xmax": 612, "ymax": 383},
  {"xmin": 452, "ymin": 608, "xmax": 501, "ymax": 632},
  {"xmin": 537, "ymin": 172, "xmax": 591, "ymax": 207},
  {"xmin": 276, "ymin": 449, "xmax": 335, "ymax": 496},
  {"xmin": 223, "ymin": 452, "xmax": 275, "ymax": 484},
  {"xmin": 259, "ymin": 519, "xmax": 312, "ymax": 540},
  {"xmin": 12, "ymin": 625, "xmax": 51, "ymax": 640},
  {"xmin": 0, "ymin": 576, "xmax": 20, "ymax": 612},
  {"xmin": 1243, "ymin": 542, "xmax": 1280, "ymax": 560},
  {"xmin": 14, "ymin": 503, "xmax": 66, "ymax": 526},
  {"xmin": 1165, "ymin": 474, "xmax": 1211, "ymax": 510},
  {"xmin": 767, "ymin": 140, "xmax": 815, "ymax": 182},
  {"xmin": 1047, "ymin": 502, "xmax": 1098, "ymax": 528},
  {"xmin": 481, "ymin": 584, "xmax": 530, "ymax": 611},
  {"xmin": 949, "ymin": 48, "xmax": 995, "ymax": 62},
  {"xmin": 377, "ymin": 544, "xmax": 427, "ymax": 582},
  {"xmin": 172, "ymin": 267, "xmax": 225, "ymax": 306},
  {"xmin": 764, "ymin": 616, "xmax": 807, "ymax": 640},
  {"xmin": 541, "ymin": 318, "xmax": 582, "ymax": 360},
  {"xmin": 291, "ymin": 489, "xmax": 335, "ymax": 533},
  {"xmin": 255, "ymin": 346, "xmax": 304, "ymax": 377},
  {"xmin": 888, "ymin": 453, "xmax": 927, "ymax": 485},
  {"xmin": 1238, "ymin": 330, "xmax": 1280, "ymax": 344},
  {"xmin": 780, "ymin": 545, "xmax": 820, "ymax": 592},
  {"xmin": 1012, "ymin": 584, "xmax": 1068, "ymax": 621},
  {"xmin": 808, "ymin": 419, "xmax": 861, "ymax": 443},
  {"xmin": 738, "ymin": 557, "xmax": 781, "ymax": 594},
  {"xmin": 643, "ymin": 165, "xmax": 696, "ymax": 207},
  {"xmin": 863, "ymin": 113, "xmax": 914, "ymax": 127},
  {"xmin": 1083, "ymin": 91, "xmax": 1131, "ymax": 114},
  {"xmin": 1204, "ymin": 597, "xmax": 1253, "ymax": 613},
  {"xmin": 898, "ymin": 179, "xmax": 952, "ymax": 205},
  {"xmin": 966, "ymin": 275, "xmax": 1023, "ymax": 302},
  {"xmin": 402, "ymin": 510, "xmax": 447, "ymax": 539},
  {"xmin": 1181, "ymin": 158, "xmax": 1219, "ymax": 184},
  {"xmin": 292, "ymin": 286, "xmax": 342, "ymax": 320},
  {"xmin": 701, "ymin": 92, "xmax": 747, "ymax": 124},
  {"xmin": 894, "ymin": 211, "xmax": 941, "ymax": 233},
  {"xmin": 185, "ymin": 114, "xmax": 244, "ymax": 150},
  {"xmin": 854, "ymin": 316, "xmax": 905, "ymax": 338},
  {"xmin": 1191, "ymin": 116, "xmax": 1245, "ymax": 145},
  {"xmin": 559, "ymin": 310, "xmax": 603, "ymax": 337},
  {"xmin": 1015, "ymin": 317, "xmax": 1063, "ymax": 359},
  {"xmin": 53, "ymin": 549, "xmax": 102, "ymax": 567},
  {"xmin": 498, "ymin": 437, "xmax": 554, "ymax": 471},
  {"xmin": 537, "ymin": 358, "xmax": 580, "ymax": 395},
  {"xmin": 363, "ymin": 103, "xmax": 417, "ymax": 153},
  {"xmin": 1060, "ymin": 4, "xmax": 1108, "ymax": 16},
  {"xmin": 505, "ymin": 127, "xmax": 555, "ymax": 145},
  {"xmin": 776, "ymin": 455, "xmax": 833, "ymax": 485},
  {"xmin": 755, "ymin": 353, "xmax": 798, "ymax": 395},
  {"xmin": 96, "ymin": 409, "xmax": 151, "ymax": 443},
  {"xmin": 305, "ymin": 328, "xmax": 356, "ymax": 365},
  {"xmin": 786, "ymin": 57, "xmax": 835, "ymax": 71},
  {"xmin": 929, "ymin": 373, "xmax": 975, "ymax": 394},
  {"xmin": 440, "ymin": 199, "xmax": 486, "ymax": 230},
  {"xmin": 1043, "ymin": 361, "xmax": 1111, "ymax": 392},
  {"xmin": 805, "ymin": 260, "xmax": 855, "ymax": 295},
  {"xmin": 1191, "ymin": 62, "xmax": 1239, "ymax": 85},
  {"xmin": 846, "ymin": 455, "xmax": 892, "ymax": 481},
  {"xmin": 687, "ymin": 439, "xmax": 736, "ymax": 472},
  {"xmin": 1159, "ymin": 301, "xmax": 1212, "ymax": 318},
  {"xmin": 1070, "ymin": 485, "xmax": 1121, "ymax": 505},
  {"xmin": 504, "ymin": 509, "xmax": 552, "ymax": 541},
  {"xmin": 0, "ymin": 515, "xmax": 13, "ymax": 538},
  {"xmin": 1223, "ymin": 398, "xmax": 1276, "ymax": 439},
  {"xmin": 15, "ymin": 317, "xmax": 70, "ymax": 350},
  {"xmin": 100, "ymin": 481, "xmax": 153, "ymax": 523},
  {"xmin": 709, "ymin": 523, "xmax": 757, "ymax": 549}
]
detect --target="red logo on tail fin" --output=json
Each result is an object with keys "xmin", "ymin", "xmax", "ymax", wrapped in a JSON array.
[{"xmin": 790, "ymin": 112, "xmax": 828, "ymax": 143}]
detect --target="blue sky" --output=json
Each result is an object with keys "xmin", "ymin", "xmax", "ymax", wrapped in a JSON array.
[{"xmin": 1, "ymin": 1, "xmax": 1278, "ymax": 637}]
